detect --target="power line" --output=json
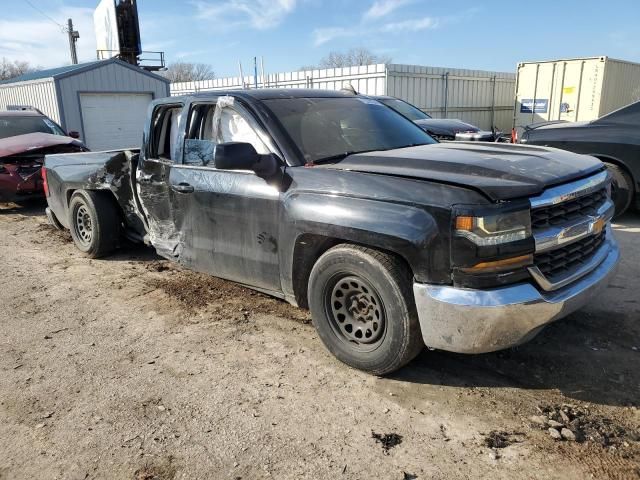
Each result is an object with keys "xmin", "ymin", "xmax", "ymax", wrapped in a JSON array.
[{"xmin": 21, "ymin": 0, "xmax": 67, "ymax": 32}]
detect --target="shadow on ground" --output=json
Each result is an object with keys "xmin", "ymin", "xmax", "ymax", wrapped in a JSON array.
[{"xmin": 0, "ymin": 199, "xmax": 48, "ymax": 216}]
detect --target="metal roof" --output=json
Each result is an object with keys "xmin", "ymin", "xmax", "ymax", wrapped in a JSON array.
[
  {"xmin": 0, "ymin": 110, "xmax": 45, "ymax": 117},
  {"xmin": 0, "ymin": 58, "xmax": 169, "ymax": 85}
]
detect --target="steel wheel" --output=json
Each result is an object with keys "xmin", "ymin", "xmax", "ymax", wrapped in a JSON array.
[
  {"xmin": 324, "ymin": 274, "xmax": 386, "ymax": 352},
  {"xmin": 74, "ymin": 204, "xmax": 93, "ymax": 246}
]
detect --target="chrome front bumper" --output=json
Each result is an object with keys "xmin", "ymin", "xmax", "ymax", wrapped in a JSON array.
[{"xmin": 413, "ymin": 234, "xmax": 620, "ymax": 354}]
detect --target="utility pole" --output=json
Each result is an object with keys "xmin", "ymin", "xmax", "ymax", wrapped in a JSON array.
[
  {"xmin": 253, "ymin": 57, "xmax": 258, "ymax": 89},
  {"xmin": 67, "ymin": 18, "xmax": 80, "ymax": 64}
]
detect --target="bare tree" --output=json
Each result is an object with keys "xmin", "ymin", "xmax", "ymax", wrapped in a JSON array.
[
  {"xmin": 302, "ymin": 48, "xmax": 392, "ymax": 70},
  {"xmin": 0, "ymin": 57, "xmax": 38, "ymax": 81},
  {"xmin": 162, "ymin": 62, "xmax": 215, "ymax": 83}
]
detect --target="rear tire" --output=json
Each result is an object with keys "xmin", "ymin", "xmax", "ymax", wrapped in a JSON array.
[
  {"xmin": 605, "ymin": 163, "xmax": 633, "ymax": 217},
  {"xmin": 308, "ymin": 244, "xmax": 423, "ymax": 375},
  {"xmin": 68, "ymin": 190, "xmax": 120, "ymax": 258}
]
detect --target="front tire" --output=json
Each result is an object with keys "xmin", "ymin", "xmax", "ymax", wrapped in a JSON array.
[
  {"xmin": 605, "ymin": 163, "xmax": 633, "ymax": 217},
  {"xmin": 68, "ymin": 190, "xmax": 120, "ymax": 258},
  {"xmin": 308, "ymin": 244, "xmax": 423, "ymax": 375}
]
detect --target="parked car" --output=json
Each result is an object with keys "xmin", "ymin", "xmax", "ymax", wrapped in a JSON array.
[
  {"xmin": 518, "ymin": 100, "xmax": 640, "ymax": 216},
  {"xmin": 372, "ymin": 95, "xmax": 499, "ymax": 141},
  {"xmin": 43, "ymin": 89, "xmax": 618, "ymax": 374},
  {"xmin": 0, "ymin": 110, "xmax": 86, "ymax": 203}
]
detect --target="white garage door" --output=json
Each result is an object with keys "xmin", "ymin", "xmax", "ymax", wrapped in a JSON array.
[{"xmin": 79, "ymin": 93, "xmax": 152, "ymax": 150}]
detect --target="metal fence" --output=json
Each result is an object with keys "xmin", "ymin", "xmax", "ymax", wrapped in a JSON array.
[{"xmin": 170, "ymin": 63, "xmax": 516, "ymax": 131}]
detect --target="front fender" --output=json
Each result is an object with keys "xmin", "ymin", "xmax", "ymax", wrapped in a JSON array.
[{"xmin": 279, "ymin": 192, "xmax": 450, "ymax": 302}]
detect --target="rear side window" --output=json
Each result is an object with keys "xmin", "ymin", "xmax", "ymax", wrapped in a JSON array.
[{"xmin": 149, "ymin": 105, "xmax": 183, "ymax": 161}]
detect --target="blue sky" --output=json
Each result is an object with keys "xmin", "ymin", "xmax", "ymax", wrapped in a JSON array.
[{"xmin": 1, "ymin": 0, "xmax": 639, "ymax": 77}]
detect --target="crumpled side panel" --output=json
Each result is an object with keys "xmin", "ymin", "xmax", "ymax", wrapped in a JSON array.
[
  {"xmin": 135, "ymin": 167, "xmax": 184, "ymax": 260},
  {"xmin": 84, "ymin": 151, "xmax": 146, "ymax": 237}
]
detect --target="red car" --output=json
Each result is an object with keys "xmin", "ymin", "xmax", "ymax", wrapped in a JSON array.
[{"xmin": 0, "ymin": 110, "xmax": 87, "ymax": 203}]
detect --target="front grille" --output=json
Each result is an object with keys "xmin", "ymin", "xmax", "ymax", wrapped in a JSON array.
[
  {"xmin": 534, "ymin": 230, "xmax": 606, "ymax": 281},
  {"xmin": 531, "ymin": 188, "xmax": 607, "ymax": 229}
]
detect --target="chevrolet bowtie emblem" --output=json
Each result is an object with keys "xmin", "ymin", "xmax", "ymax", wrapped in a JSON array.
[{"xmin": 592, "ymin": 217, "xmax": 606, "ymax": 234}]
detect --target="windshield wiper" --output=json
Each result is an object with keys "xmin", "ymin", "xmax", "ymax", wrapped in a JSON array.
[
  {"xmin": 311, "ymin": 148, "xmax": 391, "ymax": 164},
  {"xmin": 311, "ymin": 151, "xmax": 361, "ymax": 164},
  {"xmin": 310, "ymin": 144, "xmax": 430, "ymax": 165},
  {"xmin": 396, "ymin": 142, "xmax": 431, "ymax": 149}
]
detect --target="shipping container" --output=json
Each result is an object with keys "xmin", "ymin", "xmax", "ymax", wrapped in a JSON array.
[
  {"xmin": 170, "ymin": 63, "xmax": 516, "ymax": 132},
  {"xmin": 513, "ymin": 56, "xmax": 640, "ymax": 128}
]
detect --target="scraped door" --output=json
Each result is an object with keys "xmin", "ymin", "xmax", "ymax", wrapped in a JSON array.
[{"xmin": 171, "ymin": 102, "xmax": 282, "ymax": 291}]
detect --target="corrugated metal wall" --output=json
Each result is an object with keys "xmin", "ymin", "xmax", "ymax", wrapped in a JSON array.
[
  {"xmin": 170, "ymin": 63, "xmax": 515, "ymax": 131},
  {"xmin": 171, "ymin": 64, "xmax": 387, "ymax": 96},
  {"xmin": 0, "ymin": 79, "xmax": 61, "ymax": 123},
  {"xmin": 386, "ymin": 65, "xmax": 515, "ymax": 131},
  {"xmin": 57, "ymin": 62, "xmax": 169, "ymax": 136},
  {"xmin": 599, "ymin": 58, "xmax": 640, "ymax": 116}
]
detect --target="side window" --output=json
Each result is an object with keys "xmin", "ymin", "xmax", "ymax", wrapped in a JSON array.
[
  {"xmin": 217, "ymin": 108, "xmax": 269, "ymax": 154},
  {"xmin": 150, "ymin": 105, "xmax": 183, "ymax": 161},
  {"xmin": 184, "ymin": 102, "xmax": 270, "ymax": 167}
]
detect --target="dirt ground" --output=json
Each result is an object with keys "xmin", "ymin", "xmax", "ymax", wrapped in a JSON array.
[{"xmin": 1, "ymin": 201, "xmax": 639, "ymax": 480}]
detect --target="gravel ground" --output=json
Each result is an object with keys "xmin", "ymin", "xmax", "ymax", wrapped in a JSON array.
[{"xmin": 1, "ymin": 201, "xmax": 639, "ymax": 480}]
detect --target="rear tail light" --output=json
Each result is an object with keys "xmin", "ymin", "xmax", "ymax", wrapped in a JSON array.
[
  {"xmin": 41, "ymin": 167, "xmax": 50, "ymax": 197},
  {"xmin": 511, "ymin": 128, "xmax": 518, "ymax": 143}
]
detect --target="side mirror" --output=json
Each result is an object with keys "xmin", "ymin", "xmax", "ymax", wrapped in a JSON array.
[
  {"xmin": 67, "ymin": 131, "xmax": 80, "ymax": 139},
  {"xmin": 214, "ymin": 142, "xmax": 280, "ymax": 178}
]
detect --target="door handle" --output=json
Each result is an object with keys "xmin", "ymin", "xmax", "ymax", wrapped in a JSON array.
[{"xmin": 171, "ymin": 182, "xmax": 194, "ymax": 193}]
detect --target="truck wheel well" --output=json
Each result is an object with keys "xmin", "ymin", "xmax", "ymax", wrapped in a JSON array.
[
  {"xmin": 594, "ymin": 156, "xmax": 636, "ymax": 190},
  {"xmin": 291, "ymin": 234, "xmax": 414, "ymax": 309},
  {"xmin": 66, "ymin": 189, "xmax": 123, "ymax": 223}
]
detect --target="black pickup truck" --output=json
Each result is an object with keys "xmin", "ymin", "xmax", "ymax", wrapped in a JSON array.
[{"xmin": 43, "ymin": 89, "xmax": 620, "ymax": 375}]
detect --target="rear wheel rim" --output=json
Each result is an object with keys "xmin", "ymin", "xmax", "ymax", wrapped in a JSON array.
[
  {"xmin": 324, "ymin": 274, "xmax": 386, "ymax": 352},
  {"xmin": 74, "ymin": 204, "xmax": 93, "ymax": 245}
]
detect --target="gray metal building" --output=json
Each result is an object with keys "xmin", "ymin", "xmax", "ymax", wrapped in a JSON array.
[{"xmin": 0, "ymin": 58, "xmax": 169, "ymax": 150}]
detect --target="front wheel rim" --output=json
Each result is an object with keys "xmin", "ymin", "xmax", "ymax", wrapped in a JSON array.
[
  {"xmin": 325, "ymin": 274, "xmax": 386, "ymax": 352},
  {"xmin": 74, "ymin": 204, "xmax": 93, "ymax": 245}
]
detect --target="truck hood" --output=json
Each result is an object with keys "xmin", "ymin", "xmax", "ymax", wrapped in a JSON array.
[
  {"xmin": 0, "ymin": 133, "xmax": 83, "ymax": 159},
  {"xmin": 318, "ymin": 142, "xmax": 604, "ymax": 201},
  {"xmin": 414, "ymin": 118, "xmax": 480, "ymax": 135}
]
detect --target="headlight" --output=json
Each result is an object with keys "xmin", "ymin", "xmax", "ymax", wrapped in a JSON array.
[{"xmin": 454, "ymin": 209, "xmax": 531, "ymax": 246}]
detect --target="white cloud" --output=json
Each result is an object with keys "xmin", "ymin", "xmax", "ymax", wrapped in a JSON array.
[
  {"xmin": 363, "ymin": 0, "xmax": 411, "ymax": 21},
  {"xmin": 381, "ymin": 16, "xmax": 437, "ymax": 32},
  {"xmin": 312, "ymin": 27, "xmax": 356, "ymax": 46},
  {"xmin": 0, "ymin": 7, "xmax": 96, "ymax": 68},
  {"xmin": 313, "ymin": 3, "xmax": 476, "ymax": 47},
  {"xmin": 313, "ymin": 11, "xmax": 438, "ymax": 46},
  {"xmin": 193, "ymin": 0, "xmax": 297, "ymax": 30}
]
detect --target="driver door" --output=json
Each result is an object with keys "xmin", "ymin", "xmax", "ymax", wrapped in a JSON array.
[{"xmin": 170, "ymin": 100, "xmax": 283, "ymax": 292}]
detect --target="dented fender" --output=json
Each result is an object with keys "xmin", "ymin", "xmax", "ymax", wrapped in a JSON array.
[{"xmin": 279, "ymin": 192, "xmax": 446, "ymax": 304}]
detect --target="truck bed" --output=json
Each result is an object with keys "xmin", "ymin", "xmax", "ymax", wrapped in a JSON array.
[{"xmin": 44, "ymin": 149, "xmax": 147, "ymax": 240}]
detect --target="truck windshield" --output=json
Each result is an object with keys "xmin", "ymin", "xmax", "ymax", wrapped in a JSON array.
[
  {"xmin": 0, "ymin": 116, "xmax": 66, "ymax": 139},
  {"xmin": 263, "ymin": 97, "xmax": 436, "ymax": 164},
  {"xmin": 377, "ymin": 98, "xmax": 431, "ymax": 121}
]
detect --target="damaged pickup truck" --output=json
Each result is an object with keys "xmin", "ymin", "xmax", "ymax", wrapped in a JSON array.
[{"xmin": 43, "ymin": 89, "xmax": 620, "ymax": 374}]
